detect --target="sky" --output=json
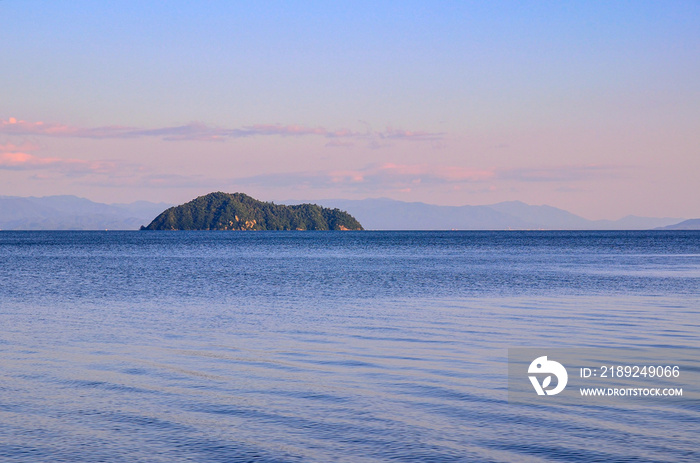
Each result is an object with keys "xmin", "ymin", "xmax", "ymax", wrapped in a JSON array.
[{"xmin": 1, "ymin": 1, "xmax": 699, "ymax": 220}]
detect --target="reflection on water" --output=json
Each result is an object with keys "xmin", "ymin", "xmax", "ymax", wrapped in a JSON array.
[{"xmin": 0, "ymin": 231, "xmax": 699, "ymax": 462}]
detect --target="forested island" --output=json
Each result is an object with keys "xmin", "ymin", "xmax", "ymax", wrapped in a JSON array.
[{"xmin": 141, "ymin": 192, "xmax": 363, "ymax": 231}]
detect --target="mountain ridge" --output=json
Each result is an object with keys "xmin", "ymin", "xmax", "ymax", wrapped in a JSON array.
[
  {"xmin": 310, "ymin": 198, "xmax": 685, "ymax": 230},
  {"xmin": 0, "ymin": 195, "xmax": 171, "ymax": 230},
  {"xmin": 0, "ymin": 194, "xmax": 691, "ymax": 230},
  {"xmin": 655, "ymin": 218, "xmax": 700, "ymax": 230}
]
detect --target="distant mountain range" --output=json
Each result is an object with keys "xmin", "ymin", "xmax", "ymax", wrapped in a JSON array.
[
  {"xmin": 656, "ymin": 219, "xmax": 700, "ymax": 230},
  {"xmin": 0, "ymin": 195, "xmax": 171, "ymax": 230},
  {"xmin": 311, "ymin": 198, "xmax": 689, "ymax": 230},
  {"xmin": 0, "ymin": 194, "xmax": 695, "ymax": 230}
]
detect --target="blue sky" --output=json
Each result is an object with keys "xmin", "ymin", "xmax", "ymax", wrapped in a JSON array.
[{"xmin": 1, "ymin": 1, "xmax": 699, "ymax": 219}]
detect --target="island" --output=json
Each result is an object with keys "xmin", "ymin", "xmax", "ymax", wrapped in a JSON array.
[{"xmin": 140, "ymin": 192, "xmax": 363, "ymax": 231}]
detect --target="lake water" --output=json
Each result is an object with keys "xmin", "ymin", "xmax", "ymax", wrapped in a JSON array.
[{"xmin": 0, "ymin": 231, "xmax": 699, "ymax": 462}]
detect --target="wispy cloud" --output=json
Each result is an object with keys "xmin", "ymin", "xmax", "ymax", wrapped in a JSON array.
[
  {"xmin": 1, "ymin": 117, "xmax": 137, "ymax": 139},
  {"xmin": 0, "ymin": 141, "xmax": 40, "ymax": 153},
  {"xmin": 1, "ymin": 117, "xmax": 445, "ymax": 145},
  {"xmin": 225, "ymin": 162, "xmax": 626, "ymax": 194},
  {"xmin": 85, "ymin": 162, "xmax": 624, "ymax": 193},
  {"xmin": 0, "ymin": 152, "xmax": 117, "ymax": 175},
  {"xmin": 379, "ymin": 128, "xmax": 445, "ymax": 142},
  {"xmin": 0, "ymin": 141, "xmax": 121, "ymax": 175},
  {"xmin": 233, "ymin": 163, "xmax": 495, "ymax": 191},
  {"xmin": 325, "ymin": 139, "xmax": 356, "ymax": 148},
  {"xmin": 78, "ymin": 173, "xmax": 221, "ymax": 189},
  {"xmin": 500, "ymin": 164, "xmax": 627, "ymax": 182}
]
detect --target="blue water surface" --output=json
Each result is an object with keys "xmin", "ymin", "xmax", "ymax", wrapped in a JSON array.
[{"xmin": 0, "ymin": 231, "xmax": 699, "ymax": 462}]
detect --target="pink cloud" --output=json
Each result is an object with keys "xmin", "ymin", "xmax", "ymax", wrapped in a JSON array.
[
  {"xmin": 0, "ymin": 151, "xmax": 36, "ymax": 166},
  {"xmin": 0, "ymin": 142, "xmax": 118, "ymax": 175},
  {"xmin": 328, "ymin": 169, "xmax": 367, "ymax": 184},
  {"xmin": 0, "ymin": 152, "xmax": 116, "ymax": 174}
]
